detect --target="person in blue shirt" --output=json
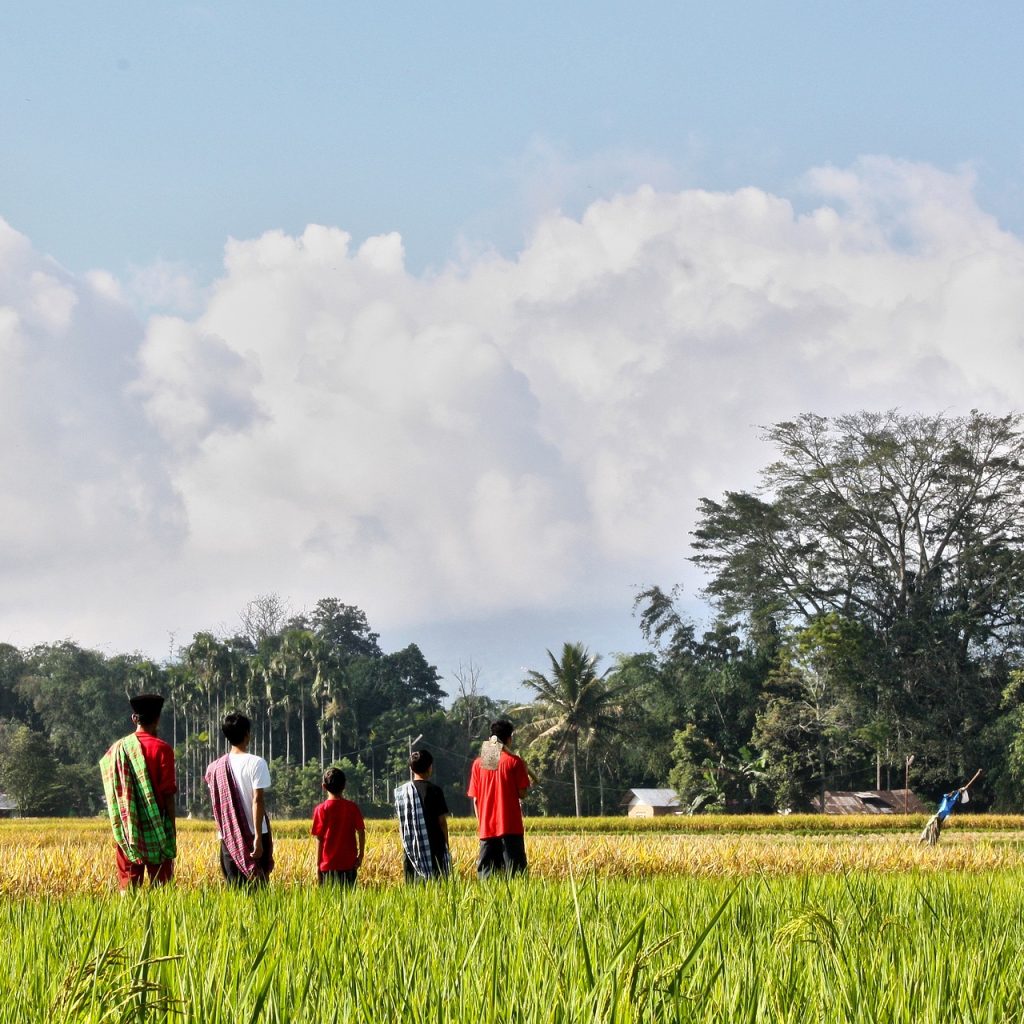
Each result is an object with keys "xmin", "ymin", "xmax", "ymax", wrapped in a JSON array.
[
  {"xmin": 920, "ymin": 769, "xmax": 981, "ymax": 844},
  {"xmin": 937, "ymin": 789, "xmax": 963, "ymax": 822}
]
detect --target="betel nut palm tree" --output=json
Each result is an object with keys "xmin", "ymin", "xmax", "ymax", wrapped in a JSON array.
[{"xmin": 521, "ymin": 642, "xmax": 624, "ymax": 817}]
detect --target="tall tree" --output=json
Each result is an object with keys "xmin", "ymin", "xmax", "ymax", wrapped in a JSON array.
[
  {"xmin": 308, "ymin": 599, "xmax": 382, "ymax": 661},
  {"xmin": 634, "ymin": 588, "xmax": 774, "ymax": 805},
  {"xmin": 184, "ymin": 633, "xmax": 235, "ymax": 766},
  {"xmin": 692, "ymin": 410, "xmax": 1024, "ymax": 791},
  {"xmin": 16, "ymin": 642, "xmax": 130, "ymax": 765},
  {"xmin": 752, "ymin": 615, "xmax": 869, "ymax": 810},
  {"xmin": 522, "ymin": 642, "xmax": 623, "ymax": 817},
  {"xmin": 238, "ymin": 593, "xmax": 292, "ymax": 648},
  {"xmin": 0, "ymin": 725, "xmax": 60, "ymax": 815},
  {"xmin": 449, "ymin": 660, "xmax": 504, "ymax": 742},
  {"xmin": 279, "ymin": 628, "xmax": 332, "ymax": 766},
  {"xmin": 0, "ymin": 644, "xmax": 29, "ymax": 724}
]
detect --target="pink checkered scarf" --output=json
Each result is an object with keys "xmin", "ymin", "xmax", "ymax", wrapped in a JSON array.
[{"xmin": 205, "ymin": 754, "xmax": 267, "ymax": 878}]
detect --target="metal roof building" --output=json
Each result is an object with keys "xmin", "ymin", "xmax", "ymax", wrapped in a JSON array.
[
  {"xmin": 812, "ymin": 788, "xmax": 927, "ymax": 815},
  {"xmin": 622, "ymin": 788, "xmax": 681, "ymax": 817}
]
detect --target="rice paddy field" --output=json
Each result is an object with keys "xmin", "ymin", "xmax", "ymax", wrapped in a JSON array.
[{"xmin": 4, "ymin": 815, "xmax": 1024, "ymax": 1022}]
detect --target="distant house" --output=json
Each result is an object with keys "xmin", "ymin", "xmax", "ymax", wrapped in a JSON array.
[
  {"xmin": 622, "ymin": 788, "xmax": 682, "ymax": 817},
  {"xmin": 813, "ymin": 789, "xmax": 927, "ymax": 815},
  {"xmin": 0, "ymin": 792, "xmax": 18, "ymax": 819}
]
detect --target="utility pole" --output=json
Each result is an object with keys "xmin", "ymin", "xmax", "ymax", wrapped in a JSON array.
[{"xmin": 408, "ymin": 733, "xmax": 423, "ymax": 780}]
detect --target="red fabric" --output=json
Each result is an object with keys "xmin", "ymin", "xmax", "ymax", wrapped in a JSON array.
[
  {"xmin": 311, "ymin": 798, "xmax": 365, "ymax": 872},
  {"xmin": 467, "ymin": 751, "xmax": 530, "ymax": 838},
  {"xmin": 115, "ymin": 844, "xmax": 173, "ymax": 889},
  {"xmin": 135, "ymin": 730, "xmax": 177, "ymax": 803}
]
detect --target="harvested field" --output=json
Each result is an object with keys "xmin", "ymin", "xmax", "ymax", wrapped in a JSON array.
[{"xmin": 2, "ymin": 816, "xmax": 1022, "ymax": 897}]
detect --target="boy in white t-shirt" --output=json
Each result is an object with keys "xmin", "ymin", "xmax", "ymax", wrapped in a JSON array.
[{"xmin": 205, "ymin": 712, "xmax": 274, "ymax": 886}]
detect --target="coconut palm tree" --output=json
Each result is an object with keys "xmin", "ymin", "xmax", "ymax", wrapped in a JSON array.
[
  {"xmin": 311, "ymin": 648, "xmax": 344, "ymax": 767},
  {"xmin": 521, "ymin": 642, "xmax": 624, "ymax": 817},
  {"xmin": 184, "ymin": 632, "xmax": 234, "ymax": 764},
  {"xmin": 251, "ymin": 643, "xmax": 283, "ymax": 765},
  {"xmin": 280, "ymin": 628, "xmax": 335, "ymax": 766}
]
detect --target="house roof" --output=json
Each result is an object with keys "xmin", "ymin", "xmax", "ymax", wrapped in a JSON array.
[
  {"xmin": 622, "ymin": 788, "xmax": 681, "ymax": 808},
  {"xmin": 813, "ymin": 788, "xmax": 928, "ymax": 815},
  {"xmin": 0, "ymin": 792, "xmax": 16, "ymax": 811}
]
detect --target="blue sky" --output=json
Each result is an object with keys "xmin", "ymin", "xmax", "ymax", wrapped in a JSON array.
[
  {"xmin": 2, "ymin": 4, "xmax": 1024, "ymax": 696},
  {"xmin": 5, "ymin": 4, "xmax": 1023, "ymax": 280}
]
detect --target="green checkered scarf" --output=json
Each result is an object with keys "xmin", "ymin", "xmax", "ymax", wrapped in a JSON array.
[{"xmin": 100, "ymin": 733, "xmax": 176, "ymax": 865}]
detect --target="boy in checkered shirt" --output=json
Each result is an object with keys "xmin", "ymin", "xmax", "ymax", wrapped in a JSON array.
[{"xmin": 395, "ymin": 749, "xmax": 451, "ymax": 881}]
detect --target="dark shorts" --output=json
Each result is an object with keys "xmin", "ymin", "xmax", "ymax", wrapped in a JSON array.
[
  {"xmin": 319, "ymin": 869, "xmax": 358, "ymax": 888},
  {"xmin": 220, "ymin": 831, "xmax": 274, "ymax": 888},
  {"xmin": 476, "ymin": 834, "xmax": 527, "ymax": 878}
]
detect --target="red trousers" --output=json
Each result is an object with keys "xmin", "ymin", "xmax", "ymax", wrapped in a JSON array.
[{"xmin": 115, "ymin": 845, "xmax": 174, "ymax": 889}]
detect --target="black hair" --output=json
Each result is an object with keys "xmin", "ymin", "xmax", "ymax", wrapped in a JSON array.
[
  {"xmin": 221, "ymin": 712, "xmax": 252, "ymax": 747},
  {"xmin": 323, "ymin": 767, "xmax": 346, "ymax": 795},
  {"xmin": 409, "ymin": 749, "xmax": 433, "ymax": 774},
  {"xmin": 490, "ymin": 719, "xmax": 514, "ymax": 743}
]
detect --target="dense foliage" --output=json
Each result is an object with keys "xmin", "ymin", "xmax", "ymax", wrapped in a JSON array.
[
  {"xmin": 0, "ymin": 598, "xmax": 491, "ymax": 819},
  {"xmin": 658, "ymin": 410, "xmax": 1024, "ymax": 811},
  {"xmin": 2, "ymin": 411, "xmax": 1024, "ymax": 818}
]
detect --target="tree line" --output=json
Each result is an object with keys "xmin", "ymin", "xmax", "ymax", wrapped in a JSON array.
[
  {"xmin": 2, "ymin": 411, "xmax": 1024, "ymax": 817},
  {"xmin": 0, "ymin": 598, "xmax": 488, "ymax": 818}
]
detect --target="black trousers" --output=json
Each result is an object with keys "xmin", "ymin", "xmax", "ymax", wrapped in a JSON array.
[
  {"xmin": 319, "ymin": 868, "xmax": 357, "ymax": 888},
  {"xmin": 220, "ymin": 831, "xmax": 273, "ymax": 888},
  {"xmin": 476, "ymin": 834, "xmax": 527, "ymax": 879},
  {"xmin": 403, "ymin": 851, "xmax": 451, "ymax": 883}
]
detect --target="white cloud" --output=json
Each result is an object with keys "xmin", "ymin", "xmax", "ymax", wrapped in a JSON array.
[
  {"xmin": 2, "ymin": 158, "xmax": 1023, "ymax": 669},
  {"xmin": 133, "ymin": 316, "xmax": 264, "ymax": 451},
  {"xmin": 0, "ymin": 217, "xmax": 185, "ymax": 647},
  {"xmin": 128, "ymin": 259, "xmax": 205, "ymax": 316}
]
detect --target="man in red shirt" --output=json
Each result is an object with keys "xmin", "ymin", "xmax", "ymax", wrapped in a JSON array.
[
  {"xmin": 102, "ymin": 693, "xmax": 177, "ymax": 889},
  {"xmin": 467, "ymin": 719, "xmax": 530, "ymax": 877}
]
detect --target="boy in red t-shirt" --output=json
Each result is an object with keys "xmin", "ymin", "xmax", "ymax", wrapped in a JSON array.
[{"xmin": 311, "ymin": 767, "xmax": 365, "ymax": 887}]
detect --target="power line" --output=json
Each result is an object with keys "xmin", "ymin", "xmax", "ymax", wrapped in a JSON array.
[{"xmin": 422, "ymin": 739, "xmax": 635, "ymax": 796}]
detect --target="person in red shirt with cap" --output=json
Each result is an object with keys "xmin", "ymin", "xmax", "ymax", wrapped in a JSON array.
[
  {"xmin": 100, "ymin": 692, "xmax": 177, "ymax": 889},
  {"xmin": 467, "ymin": 719, "xmax": 531, "ymax": 877}
]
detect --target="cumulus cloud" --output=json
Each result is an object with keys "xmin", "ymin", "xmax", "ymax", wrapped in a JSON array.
[
  {"xmin": 133, "ymin": 316, "xmax": 264, "ymax": 451},
  {"xmin": 0, "ymin": 217, "xmax": 185, "ymax": 644},
  {"xmin": 2, "ymin": 158, "xmax": 1023, "ymax": 670}
]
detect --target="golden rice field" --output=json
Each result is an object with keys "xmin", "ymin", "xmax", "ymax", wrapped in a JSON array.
[
  {"xmin": 2, "ymin": 815, "xmax": 1023, "ymax": 898},
  {"xmin": 5, "ymin": 818, "xmax": 1024, "ymax": 1021}
]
